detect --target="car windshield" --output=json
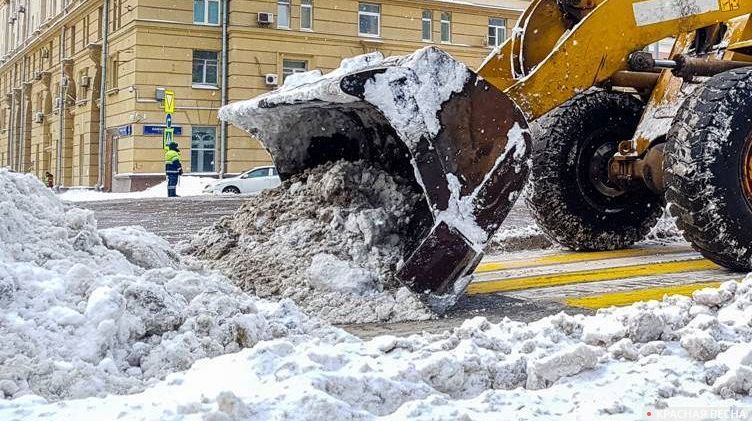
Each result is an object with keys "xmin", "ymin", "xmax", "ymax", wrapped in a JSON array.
[{"xmin": 243, "ymin": 168, "xmax": 269, "ymax": 178}]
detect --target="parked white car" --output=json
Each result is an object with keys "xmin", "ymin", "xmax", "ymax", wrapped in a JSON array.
[{"xmin": 203, "ymin": 166, "xmax": 281, "ymax": 194}]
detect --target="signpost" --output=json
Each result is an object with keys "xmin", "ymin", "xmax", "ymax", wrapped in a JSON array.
[{"xmin": 163, "ymin": 90, "xmax": 175, "ymax": 149}]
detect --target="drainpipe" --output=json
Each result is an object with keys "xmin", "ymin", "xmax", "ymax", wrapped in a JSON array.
[
  {"xmin": 96, "ymin": 0, "xmax": 110, "ymax": 190},
  {"xmin": 18, "ymin": 58, "xmax": 27, "ymax": 172},
  {"xmin": 56, "ymin": 27, "xmax": 66, "ymax": 188},
  {"xmin": 219, "ymin": 0, "xmax": 229, "ymax": 178},
  {"xmin": 7, "ymin": 92, "xmax": 15, "ymax": 168}
]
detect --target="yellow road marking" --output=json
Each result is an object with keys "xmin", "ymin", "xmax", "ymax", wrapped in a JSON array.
[
  {"xmin": 467, "ymin": 259, "xmax": 719, "ymax": 295},
  {"xmin": 565, "ymin": 281, "xmax": 723, "ymax": 309},
  {"xmin": 475, "ymin": 246, "xmax": 692, "ymax": 274}
]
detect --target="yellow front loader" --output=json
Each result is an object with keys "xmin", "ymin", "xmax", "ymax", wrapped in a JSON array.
[{"xmin": 221, "ymin": 0, "xmax": 752, "ymax": 310}]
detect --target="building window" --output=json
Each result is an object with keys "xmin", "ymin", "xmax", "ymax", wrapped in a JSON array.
[
  {"xmin": 191, "ymin": 127, "xmax": 216, "ymax": 173},
  {"xmin": 301, "ymin": 0, "xmax": 313, "ymax": 31},
  {"xmin": 106, "ymin": 54, "xmax": 118, "ymax": 89},
  {"xmin": 192, "ymin": 50, "xmax": 218, "ymax": 86},
  {"xmin": 421, "ymin": 10, "xmax": 432, "ymax": 42},
  {"xmin": 79, "ymin": 69, "xmax": 89, "ymax": 99},
  {"xmin": 488, "ymin": 17, "xmax": 506, "ymax": 47},
  {"xmin": 194, "ymin": 0, "xmax": 220, "ymax": 25},
  {"xmin": 358, "ymin": 3, "xmax": 380, "ymax": 37},
  {"xmin": 83, "ymin": 16, "xmax": 90, "ymax": 47},
  {"xmin": 440, "ymin": 12, "xmax": 451, "ymax": 43},
  {"xmin": 36, "ymin": 92, "xmax": 44, "ymax": 113},
  {"xmin": 69, "ymin": 25, "xmax": 76, "ymax": 57},
  {"xmin": 282, "ymin": 59, "xmax": 307, "ymax": 81},
  {"xmin": 278, "ymin": 0, "xmax": 291, "ymax": 29},
  {"xmin": 98, "ymin": 7, "xmax": 103, "ymax": 40}
]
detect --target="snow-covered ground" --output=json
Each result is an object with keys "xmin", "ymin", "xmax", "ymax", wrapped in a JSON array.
[
  {"xmin": 57, "ymin": 176, "xmax": 215, "ymax": 202},
  {"xmin": 4, "ymin": 165, "xmax": 752, "ymax": 420}
]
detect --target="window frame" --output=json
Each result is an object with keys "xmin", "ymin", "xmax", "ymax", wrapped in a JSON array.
[
  {"xmin": 440, "ymin": 12, "xmax": 451, "ymax": 44},
  {"xmin": 282, "ymin": 58, "xmax": 308, "ymax": 82},
  {"xmin": 300, "ymin": 0, "xmax": 313, "ymax": 31},
  {"xmin": 488, "ymin": 17, "xmax": 506, "ymax": 47},
  {"xmin": 278, "ymin": 0, "xmax": 291, "ymax": 29},
  {"xmin": 191, "ymin": 126, "xmax": 217, "ymax": 173},
  {"xmin": 358, "ymin": 3, "xmax": 381, "ymax": 38},
  {"xmin": 106, "ymin": 53, "xmax": 119, "ymax": 91},
  {"xmin": 192, "ymin": 50, "xmax": 219, "ymax": 87},
  {"xmin": 421, "ymin": 10, "xmax": 432, "ymax": 42},
  {"xmin": 194, "ymin": 0, "xmax": 221, "ymax": 26}
]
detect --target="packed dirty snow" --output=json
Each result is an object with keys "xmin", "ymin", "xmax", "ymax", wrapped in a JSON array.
[
  {"xmin": 186, "ymin": 160, "xmax": 434, "ymax": 324},
  {"xmin": 0, "ymin": 169, "xmax": 339, "ymax": 402}
]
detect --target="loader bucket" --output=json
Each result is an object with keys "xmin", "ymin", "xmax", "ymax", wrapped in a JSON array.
[{"xmin": 220, "ymin": 47, "xmax": 531, "ymax": 312}]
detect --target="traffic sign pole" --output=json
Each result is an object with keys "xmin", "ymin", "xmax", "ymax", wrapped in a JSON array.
[{"xmin": 163, "ymin": 90, "xmax": 175, "ymax": 150}]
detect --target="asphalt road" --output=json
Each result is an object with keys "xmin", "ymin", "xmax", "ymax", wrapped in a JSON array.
[{"xmin": 80, "ymin": 195, "xmax": 249, "ymax": 244}]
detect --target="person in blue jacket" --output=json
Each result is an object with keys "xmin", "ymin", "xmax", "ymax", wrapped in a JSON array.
[{"xmin": 164, "ymin": 142, "xmax": 183, "ymax": 197}]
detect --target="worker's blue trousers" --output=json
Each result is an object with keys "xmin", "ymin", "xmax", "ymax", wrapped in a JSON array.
[{"xmin": 167, "ymin": 174, "xmax": 179, "ymax": 197}]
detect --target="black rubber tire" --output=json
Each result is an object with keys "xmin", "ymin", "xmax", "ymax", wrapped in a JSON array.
[
  {"xmin": 526, "ymin": 90, "xmax": 663, "ymax": 251},
  {"xmin": 222, "ymin": 186, "xmax": 241, "ymax": 194},
  {"xmin": 664, "ymin": 67, "xmax": 752, "ymax": 271}
]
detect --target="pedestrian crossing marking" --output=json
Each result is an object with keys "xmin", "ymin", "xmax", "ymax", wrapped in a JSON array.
[
  {"xmin": 475, "ymin": 246, "xmax": 691, "ymax": 273},
  {"xmin": 564, "ymin": 281, "xmax": 723, "ymax": 309},
  {"xmin": 466, "ymin": 258, "xmax": 719, "ymax": 295}
]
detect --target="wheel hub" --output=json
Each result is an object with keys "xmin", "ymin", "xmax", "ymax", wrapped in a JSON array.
[{"xmin": 587, "ymin": 142, "xmax": 625, "ymax": 199}]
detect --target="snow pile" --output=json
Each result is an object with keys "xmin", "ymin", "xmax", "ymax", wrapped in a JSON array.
[
  {"xmin": 186, "ymin": 160, "xmax": 434, "ymax": 324},
  {"xmin": 6, "ymin": 275, "xmax": 752, "ymax": 419},
  {"xmin": 488, "ymin": 222, "xmax": 553, "ymax": 253},
  {"xmin": 0, "ymin": 169, "xmax": 337, "ymax": 401},
  {"xmin": 58, "ymin": 176, "xmax": 214, "ymax": 202},
  {"xmin": 644, "ymin": 210, "xmax": 685, "ymax": 245}
]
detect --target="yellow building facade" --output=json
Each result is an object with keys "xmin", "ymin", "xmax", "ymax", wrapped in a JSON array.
[{"xmin": 0, "ymin": 0, "xmax": 525, "ymax": 191}]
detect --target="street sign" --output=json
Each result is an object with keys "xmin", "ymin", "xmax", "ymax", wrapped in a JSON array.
[
  {"xmin": 115, "ymin": 125, "xmax": 133, "ymax": 137},
  {"xmin": 164, "ymin": 90, "xmax": 175, "ymax": 114},
  {"xmin": 165, "ymin": 113, "xmax": 172, "ymax": 128},
  {"xmin": 144, "ymin": 126, "xmax": 182, "ymax": 136},
  {"xmin": 163, "ymin": 127, "xmax": 175, "ymax": 149}
]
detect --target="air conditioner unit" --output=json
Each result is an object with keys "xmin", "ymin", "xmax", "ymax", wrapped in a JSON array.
[
  {"xmin": 8, "ymin": 15, "xmax": 16, "ymax": 24},
  {"xmin": 33, "ymin": 71, "xmax": 42, "ymax": 81},
  {"xmin": 258, "ymin": 12, "xmax": 274, "ymax": 25},
  {"xmin": 265, "ymin": 73, "xmax": 279, "ymax": 86},
  {"xmin": 17, "ymin": 5, "xmax": 26, "ymax": 14},
  {"xmin": 34, "ymin": 112, "xmax": 44, "ymax": 123},
  {"xmin": 53, "ymin": 97, "xmax": 62, "ymax": 110},
  {"xmin": 41, "ymin": 48, "xmax": 49, "ymax": 59},
  {"xmin": 80, "ymin": 76, "xmax": 90, "ymax": 87}
]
